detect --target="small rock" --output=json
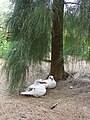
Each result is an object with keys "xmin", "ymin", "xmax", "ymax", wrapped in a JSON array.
[{"xmin": 69, "ymin": 86, "xmax": 73, "ymax": 89}]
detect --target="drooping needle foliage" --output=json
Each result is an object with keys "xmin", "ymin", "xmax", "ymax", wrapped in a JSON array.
[
  {"xmin": 5, "ymin": 0, "xmax": 51, "ymax": 92},
  {"xmin": 4, "ymin": 0, "xmax": 90, "ymax": 92},
  {"xmin": 64, "ymin": 0, "xmax": 90, "ymax": 60}
]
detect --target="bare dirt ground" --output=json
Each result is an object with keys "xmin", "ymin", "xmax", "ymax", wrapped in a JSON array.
[{"xmin": 0, "ymin": 59, "xmax": 90, "ymax": 120}]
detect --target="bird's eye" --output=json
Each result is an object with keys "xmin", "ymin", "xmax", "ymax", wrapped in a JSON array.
[{"xmin": 49, "ymin": 77, "xmax": 53, "ymax": 80}]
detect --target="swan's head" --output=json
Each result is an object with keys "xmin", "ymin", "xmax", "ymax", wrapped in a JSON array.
[
  {"xmin": 34, "ymin": 79, "xmax": 42, "ymax": 84},
  {"xmin": 48, "ymin": 75, "xmax": 54, "ymax": 80},
  {"xmin": 35, "ymin": 81, "xmax": 40, "ymax": 84}
]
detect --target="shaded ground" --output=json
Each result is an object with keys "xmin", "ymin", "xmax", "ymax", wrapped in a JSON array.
[{"xmin": 0, "ymin": 59, "xmax": 90, "ymax": 120}]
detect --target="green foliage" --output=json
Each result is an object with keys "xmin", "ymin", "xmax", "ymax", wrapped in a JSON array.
[
  {"xmin": 5, "ymin": 41, "xmax": 28, "ymax": 92},
  {"xmin": 79, "ymin": 0, "xmax": 90, "ymax": 60},
  {"xmin": 5, "ymin": 0, "xmax": 52, "ymax": 92},
  {"xmin": 5, "ymin": 0, "xmax": 90, "ymax": 92},
  {"xmin": 63, "ymin": 3, "xmax": 90, "ymax": 60},
  {"xmin": 0, "ymin": 29, "xmax": 10, "ymax": 58}
]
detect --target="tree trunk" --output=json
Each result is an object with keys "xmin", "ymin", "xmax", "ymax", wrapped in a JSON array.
[{"xmin": 50, "ymin": 0, "xmax": 68, "ymax": 80}]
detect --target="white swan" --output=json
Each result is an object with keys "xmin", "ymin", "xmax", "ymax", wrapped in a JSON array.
[
  {"xmin": 20, "ymin": 80, "xmax": 46, "ymax": 97},
  {"xmin": 42, "ymin": 75, "xmax": 56, "ymax": 89},
  {"xmin": 34, "ymin": 79, "xmax": 48, "ymax": 88},
  {"xmin": 34, "ymin": 75, "xmax": 56, "ymax": 89}
]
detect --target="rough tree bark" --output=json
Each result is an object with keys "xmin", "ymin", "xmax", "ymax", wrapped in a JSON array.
[{"xmin": 50, "ymin": 0, "xmax": 68, "ymax": 80}]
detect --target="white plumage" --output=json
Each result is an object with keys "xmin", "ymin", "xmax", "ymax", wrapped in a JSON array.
[
  {"xmin": 34, "ymin": 75, "xmax": 56, "ymax": 89},
  {"xmin": 20, "ymin": 80, "xmax": 46, "ymax": 97},
  {"xmin": 34, "ymin": 79, "xmax": 48, "ymax": 88},
  {"xmin": 20, "ymin": 75, "xmax": 56, "ymax": 97},
  {"xmin": 42, "ymin": 75, "xmax": 56, "ymax": 89}
]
